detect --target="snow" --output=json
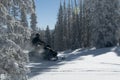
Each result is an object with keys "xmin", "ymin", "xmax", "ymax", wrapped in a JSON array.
[
  {"xmin": 28, "ymin": 47, "xmax": 120, "ymax": 80},
  {"xmin": 0, "ymin": 37, "xmax": 29, "ymax": 80}
]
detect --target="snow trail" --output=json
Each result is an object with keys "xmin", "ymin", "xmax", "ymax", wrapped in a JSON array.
[{"xmin": 28, "ymin": 47, "xmax": 120, "ymax": 80}]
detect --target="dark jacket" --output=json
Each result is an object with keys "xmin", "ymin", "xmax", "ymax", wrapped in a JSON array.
[{"xmin": 32, "ymin": 36, "xmax": 45, "ymax": 46}]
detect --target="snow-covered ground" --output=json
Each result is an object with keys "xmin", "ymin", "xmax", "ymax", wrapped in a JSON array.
[{"xmin": 27, "ymin": 47, "xmax": 120, "ymax": 80}]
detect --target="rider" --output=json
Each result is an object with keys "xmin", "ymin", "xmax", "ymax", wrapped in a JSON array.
[
  {"xmin": 32, "ymin": 33, "xmax": 45, "ymax": 47},
  {"xmin": 31, "ymin": 33, "xmax": 58, "ymax": 60}
]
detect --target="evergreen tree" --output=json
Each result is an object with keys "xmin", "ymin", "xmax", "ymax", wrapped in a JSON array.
[
  {"xmin": 80, "ymin": 0, "xmax": 92, "ymax": 48},
  {"xmin": 0, "ymin": 0, "xmax": 35, "ymax": 79},
  {"xmin": 63, "ymin": 0, "xmax": 68, "ymax": 50},
  {"xmin": 45, "ymin": 25, "xmax": 52, "ymax": 46},
  {"xmin": 54, "ymin": 2, "xmax": 64, "ymax": 51},
  {"xmin": 30, "ymin": 0, "xmax": 37, "ymax": 31},
  {"xmin": 20, "ymin": 4, "xmax": 28, "ymax": 27},
  {"xmin": 11, "ymin": 6, "xmax": 20, "ymax": 19},
  {"xmin": 71, "ymin": 0, "xmax": 80, "ymax": 49},
  {"xmin": 66, "ymin": 0, "xmax": 73, "ymax": 49}
]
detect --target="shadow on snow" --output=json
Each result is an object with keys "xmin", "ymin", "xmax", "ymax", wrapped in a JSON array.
[{"xmin": 28, "ymin": 46, "xmax": 120, "ymax": 79}]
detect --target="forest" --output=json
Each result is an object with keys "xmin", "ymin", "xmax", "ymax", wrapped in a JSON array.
[
  {"xmin": 0, "ymin": 0, "xmax": 120, "ymax": 80},
  {"xmin": 44, "ymin": 0, "xmax": 120, "ymax": 51}
]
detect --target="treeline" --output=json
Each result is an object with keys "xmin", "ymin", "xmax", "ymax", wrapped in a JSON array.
[{"xmin": 42, "ymin": 0, "xmax": 120, "ymax": 51}]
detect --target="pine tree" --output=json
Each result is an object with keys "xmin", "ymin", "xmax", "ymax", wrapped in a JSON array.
[
  {"xmin": 80, "ymin": 0, "xmax": 92, "ymax": 48},
  {"xmin": 0, "ymin": 0, "xmax": 35, "ymax": 80},
  {"xmin": 62, "ymin": 0, "xmax": 68, "ymax": 50},
  {"xmin": 71, "ymin": 0, "xmax": 80, "ymax": 49},
  {"xmin": 66, "ymin": 0, "xmax": 73, "ymax": 49},
  {"xmin": 20, "ymin": 4, "xmax": 28, "ymax": 27},
  {"xmin": 30, "ymin": 0, "xmax": 37, "ymax": 31},
  {"xmin": 54, "ymin": 2, "xmax": 64, "ymax": 51},
  {"xmin": 45, "ymin": 25, "xmax": 51, "ymax": 46},
  {"xmin": 11, "ymin": 6, "xmax": 19, "ymax": 19}
]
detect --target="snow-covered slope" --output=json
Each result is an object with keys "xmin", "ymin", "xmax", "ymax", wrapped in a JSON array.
[{"xmin": 28, "ymin": 47, "xmax": 120, "ymax": 80}]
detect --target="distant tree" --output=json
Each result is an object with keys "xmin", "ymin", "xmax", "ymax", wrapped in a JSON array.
[
  {"xmin": 51, "ymin": 30, "xmax": 55, "ymax": 48},
  {"xmin": 80, "ymin": 0, "xmax": 93, "ymax": 48},
  {"xmin": 38, "ymin": 28, "xmax": 45, "ymax": 41},
  {"xmin": 71, "ymin": 0, "xmax": 80, "ymax": 49},
  {"xmin": 45, "ymin": 25, "xmax": 52, "ymax": 46},
  {"xmin": 62, "ymin": 0, "xmax": 68, "ymax": 50},
  {"xmin": 54, "ymin": 2, "xmax": 64, "ymax": 51},
  {"xmin": 66, "ymin": 0, "xmax": 73, "ymax": 49}
]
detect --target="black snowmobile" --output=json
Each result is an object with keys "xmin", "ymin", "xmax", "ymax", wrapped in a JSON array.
[
  {"xmin": 30, "ymin": 33, "xmax": 58, "ymax": 61},
  {"xmin": 42, "ymin": 45, "xmax": 58, "ymax": 61}
]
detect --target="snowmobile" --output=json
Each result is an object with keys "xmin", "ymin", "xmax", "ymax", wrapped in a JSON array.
[
  {"xmin": 42, "ymin": 45, "xmax": 58, "ymax": 61},
  {"xmin": 30, "ymin": 33, "xmax": 60, "ymax": 61},
  {"xmin": 29, "ymin": 43, "xmax": 58, "ymax": 61}
]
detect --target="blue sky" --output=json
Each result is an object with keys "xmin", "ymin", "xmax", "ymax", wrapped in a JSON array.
[{"xmin": 35, "ymin": 0, "xmax": 61, "ymax": 30}]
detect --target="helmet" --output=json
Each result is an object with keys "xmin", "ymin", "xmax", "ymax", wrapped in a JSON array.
[{"xmin": 35, "ymin": 33, "xmax": 40, "ymax": 37}]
